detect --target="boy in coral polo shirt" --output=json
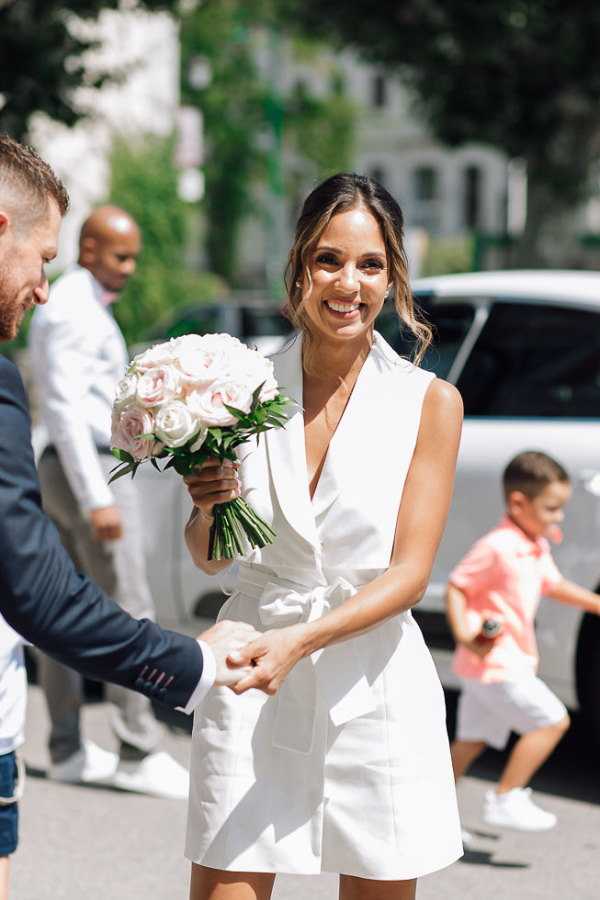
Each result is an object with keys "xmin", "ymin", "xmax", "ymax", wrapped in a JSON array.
[{"xmin": 446, "ymin": 451, "xmax": 600, "ymax": 836}]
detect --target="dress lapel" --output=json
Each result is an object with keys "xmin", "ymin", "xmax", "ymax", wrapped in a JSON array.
[
  {"xmin": 266, "ymin": 337, "xmax": 320, "ymax": 549},
  {"xmin": 311, "ymin": 332, "xmax": 396, "ymax": 520}
]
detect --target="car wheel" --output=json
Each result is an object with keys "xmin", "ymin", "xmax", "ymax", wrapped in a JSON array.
[{"xmin": 575, "ymin": 611, "xmax": 600, "ymax": 744}]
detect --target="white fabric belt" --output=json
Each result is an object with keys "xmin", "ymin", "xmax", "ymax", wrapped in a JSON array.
[{"xmin": 237, "ymin": 564, "xmax": 377, "ymax": 754}]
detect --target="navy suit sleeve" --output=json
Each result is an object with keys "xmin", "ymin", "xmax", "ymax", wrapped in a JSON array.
[{"xmin": 0, "ymin": 357, "xmax": 203, "ymax": 710}]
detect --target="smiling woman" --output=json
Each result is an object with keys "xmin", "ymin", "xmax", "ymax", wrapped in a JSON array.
[
  {"xmin": 284, "ymin": 172, "xmax": 432, "ymax": 373},
  {"xmin": 185, "ymin": 173, "xmax": 464, "ymax": 900}
]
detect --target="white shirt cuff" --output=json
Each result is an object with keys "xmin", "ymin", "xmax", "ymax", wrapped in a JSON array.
[{"xmin": 177, "ymin": 640, "xmax": 216, "ymax": 714}]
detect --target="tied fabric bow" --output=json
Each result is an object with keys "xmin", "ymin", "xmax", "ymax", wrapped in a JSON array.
[{"xmin": 257, "ymin": 577, "xmax": 376, "ymax": 753}]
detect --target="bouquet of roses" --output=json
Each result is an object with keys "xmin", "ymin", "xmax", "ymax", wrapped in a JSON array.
[{"xmin": 110, "ymin": 332, "xmax": 289, "ymax": 560}]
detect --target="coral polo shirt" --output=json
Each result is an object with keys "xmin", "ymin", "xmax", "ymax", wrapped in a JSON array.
[{"xmin": 449, "ymin": 516, "xmax": 563, "ymax": 683}]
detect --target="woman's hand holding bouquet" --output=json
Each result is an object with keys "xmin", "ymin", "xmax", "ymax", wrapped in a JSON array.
[{"xmin": 110, "ymin": 332, "xmax": 289, "ymax": 560}]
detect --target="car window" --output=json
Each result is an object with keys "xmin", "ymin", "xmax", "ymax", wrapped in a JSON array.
[
  {"xmin": 376, "ymin": 296, "xmax": 475, "ymax": 379},
  {"xmin": 457, "ymin": 302, "xmax": 600, "ymax": 417},
  {"xmin": 240, "ymin": 306, "xmax": 293, "ymax": 338}
]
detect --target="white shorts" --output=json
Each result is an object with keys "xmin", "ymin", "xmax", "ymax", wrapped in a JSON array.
[{"xmin": 456, "ymin": 675, "xmax": 568, "ymax": 750}]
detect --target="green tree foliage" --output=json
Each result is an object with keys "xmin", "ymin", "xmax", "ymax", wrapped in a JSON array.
[
  {"xmin": 181, "ymin": 0, "xmax": 355, "ymax": 282},
  {"xmin": 181, "ymin": 2, "xmax": 267, "ymax": 283},
  {"xmin": 107, "ymin": 135, "xmax": 224, "ymax": 345},
  {"xmin": 285, "ymin": 76, "xmax": 355, "ymax": 182},
  {"xmin": 282, "ymin": 0, "xmax": 600, "ymax": 264},
  {"xmin": 0, "ymin": 0, "xmax": 180, "ymax": 139}
]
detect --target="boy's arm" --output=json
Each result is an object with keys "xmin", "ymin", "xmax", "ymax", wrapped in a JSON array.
[
  {"xmin": 446, "ymin": 583, "xmax": 475, "ymax": 643},
  {"xmin": 546, "ymin": 579, "xmax": 600, "ymax": 615},
  {"xmin": 446, "ymin": 583, "xmax": 494, "ymax": 659}
]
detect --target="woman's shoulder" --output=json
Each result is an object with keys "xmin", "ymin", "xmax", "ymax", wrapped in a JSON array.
[{"xmin": 420, "ymin": 377, "xmax": 464, "ymax": 436}]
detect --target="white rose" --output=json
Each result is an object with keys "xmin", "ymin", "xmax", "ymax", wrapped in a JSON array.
[
  {"xmin": 186, "ymin": 379, "xmax": 253, "ymax": 427},
  {"xmin": 154, "ymin": 401, "xmax": 202, "ymax": 448},
  {"xmin": 237, "ymin": 351, "xmax": 279, "ymax": 402},
  {"xmin": 136, "ymin": 365, "xmax": 181, "ymax": 408},
  {"xmin": 171, "ymin": 333, "xmax": 206, "ymax": 353},
  {"xmin": 114, "ymin": 374, "xmax": 138, "ymax": 409},
  {"xmin": 131, "ymin": 341, "xmax": 176, "ymax": 373}
]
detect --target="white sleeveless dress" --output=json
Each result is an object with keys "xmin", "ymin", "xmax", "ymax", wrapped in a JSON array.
[{"xmin": 185, "ymin": 332, "xmax": 462, "ymax": 880}]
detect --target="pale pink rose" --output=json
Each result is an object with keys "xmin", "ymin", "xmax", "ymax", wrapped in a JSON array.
[
  {"xmin": 136, "ymin": 365, "xmax": 181, "ymax": 408},
  {"xmin": 174, "ymin": 332, "xmax": 248, "ymax": 386},
  {"xmin": 111, "ymin": 404, "xmax": 158, "ymax": 461},
  {"xmin": 186, "ymin": 379, "xmax": 253, "ymax": 427},
  {"xmin": 132, "ymin": 342, "xmax": 176, "ymax": 373},
  {"xmin": 154, "ymin": 401, "xmax": 202, "ymax": 448}
]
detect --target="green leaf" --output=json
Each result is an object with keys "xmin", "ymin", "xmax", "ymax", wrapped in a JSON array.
[
  {"xmin": 250, "ymin": 381, "xmax": 265, "ymax": 410},
  {"xmin": 111, "ymin": 448, "xmax": 134, "ymax": 464},
  {"xmin": 223, "ymin": 403, "xmax": 247, "ymax": 419},
  {"xmin": 108, "ymin": 462, "xmax": 136, "ymax": 484}
]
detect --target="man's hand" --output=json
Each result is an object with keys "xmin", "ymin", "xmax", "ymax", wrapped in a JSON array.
[
  {"xmin": 226, "ymin": 625, "xmax": 307, "ymax": 696},
  {"xmin": 199, "ymin": 620, "xmax": 262, "ymax": 688},
  {"xmin": 89, "ymin": 505, "xmax": 123, "ymax": 541}
]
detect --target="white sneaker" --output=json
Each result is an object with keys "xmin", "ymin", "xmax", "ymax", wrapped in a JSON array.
[
  {"xmin": 483, "ymin": 787, "xmax": 557, "ymax": 832},
  {"xmin": 112, "ymin": 751, "xmax": 189, "ymax": 800},
  {"xmin": 461, "ymin": 827, "xmax": 475, "ymax": 848},
  {"xmin": 49, "ymin": 740, "xmax": 118, "ymax": 786}
]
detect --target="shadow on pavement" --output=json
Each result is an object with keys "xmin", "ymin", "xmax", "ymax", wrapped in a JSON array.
[
  {"xmin": 445, "ymin": 688, "xmax": 600, "ymax": 805},
  {"xmin": 460, "ymin": 849, "xmax": 529, "ymax": 869}
]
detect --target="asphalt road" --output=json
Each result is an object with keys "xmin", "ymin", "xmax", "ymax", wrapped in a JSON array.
[{"xmin": 12, "ymin": 662, "xmax": 600, "ymax": 900}]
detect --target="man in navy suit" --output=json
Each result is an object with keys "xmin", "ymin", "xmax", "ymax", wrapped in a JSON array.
[{"xmin": 0, "ymin": 134, "xmax": 259, "ymax": 728}]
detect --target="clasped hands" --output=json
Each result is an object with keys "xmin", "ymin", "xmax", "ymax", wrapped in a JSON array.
[{"xmin": 198, "ymin": 619, "xmax": 307, "ymax": 695}]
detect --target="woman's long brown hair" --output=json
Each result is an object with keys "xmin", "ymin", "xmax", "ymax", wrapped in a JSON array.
[{"xmin": 284, "ymin": 173, "xmax": 432, "ymax": 371}]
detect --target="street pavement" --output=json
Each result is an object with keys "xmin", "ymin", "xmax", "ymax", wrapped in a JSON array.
[{"xmin": 12, "ymin": 661, "xmax": 600, "ymax": 900}]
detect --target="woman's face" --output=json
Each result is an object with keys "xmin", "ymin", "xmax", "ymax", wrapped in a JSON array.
[{"xmin": 301, "ymin": 205, "xmax": 389, "ymax": 344}]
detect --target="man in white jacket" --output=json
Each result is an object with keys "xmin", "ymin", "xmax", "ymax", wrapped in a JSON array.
[{"xmin": 29, "ymin": 206, "xmax": 188, "ymax": 799}]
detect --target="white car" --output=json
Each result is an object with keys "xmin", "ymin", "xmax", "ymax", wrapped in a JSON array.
[{"xmin": 382, "ymin": 270, "xmax": 600, "ymax": 742}]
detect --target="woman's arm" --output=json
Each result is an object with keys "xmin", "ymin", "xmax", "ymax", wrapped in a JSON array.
[
  {"xmin": 232, "ymin": 378, "xmax": 464, "ymax": 694},
  {"xmin": 184, "ymin": 458, "xmax": 240, "ymax": 575}
]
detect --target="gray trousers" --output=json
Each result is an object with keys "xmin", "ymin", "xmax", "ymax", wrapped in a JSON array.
[{"xmin": 37, "ymin": 451, "xmax": 162, "ymax": 763}]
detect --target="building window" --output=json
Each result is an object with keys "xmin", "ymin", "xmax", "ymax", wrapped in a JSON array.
[
  {"xmin": 464, "ymin": 165, "xmax": 482, "ymax": 230},
  {"xmin": 372, "ymin": 74, "xmax": 387, "ymax": 108},
  {"xmin": 413, "ymin": 165, "xmax": 440, "ymax": 232}
]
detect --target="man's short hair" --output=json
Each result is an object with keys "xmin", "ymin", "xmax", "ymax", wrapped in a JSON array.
[
  {"xmin": 503, "ymin": 450, "xmax": 570, "ymax": 500},
  {"xmin": 0, "ymin": 133, "xmax": 69, "ymax": 231}
]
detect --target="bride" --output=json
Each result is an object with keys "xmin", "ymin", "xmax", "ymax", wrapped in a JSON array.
[{"xmin": 183, "ymin": 173, "xmax": 463, "ymax": 900}]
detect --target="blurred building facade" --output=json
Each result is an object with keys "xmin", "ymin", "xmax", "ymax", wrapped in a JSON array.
[
  {"xmin": 30, "ymin": 10, "xmax": 599, "ymax": 284},
  {"xmin": 31, "ymin": 6, "xmax": 179, "ymax": 273}
]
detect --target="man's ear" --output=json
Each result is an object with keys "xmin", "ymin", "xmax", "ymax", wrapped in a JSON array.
[
  {"xmin": 79, "ymin": 235, "xmax": 97, "ymax": 265},
  {"xmin": 0, "ymin": 210, "xmax": 10, "ymax": 237}
]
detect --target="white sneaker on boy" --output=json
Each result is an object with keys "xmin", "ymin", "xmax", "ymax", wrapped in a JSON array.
[
  {"xmin": 49, "ymin": 739, "xmax": 118, "ymax": 786},
  {"xmin": 461, "ymin": 827, "xmax": 475, "ymax": 848},
  {"xmin": 483, "ymin": 787, "xmax": 557, "ymax": 831},
  {"xmin": 112, "ymin": 751, "xmax": 189, "ymax": 800}
]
